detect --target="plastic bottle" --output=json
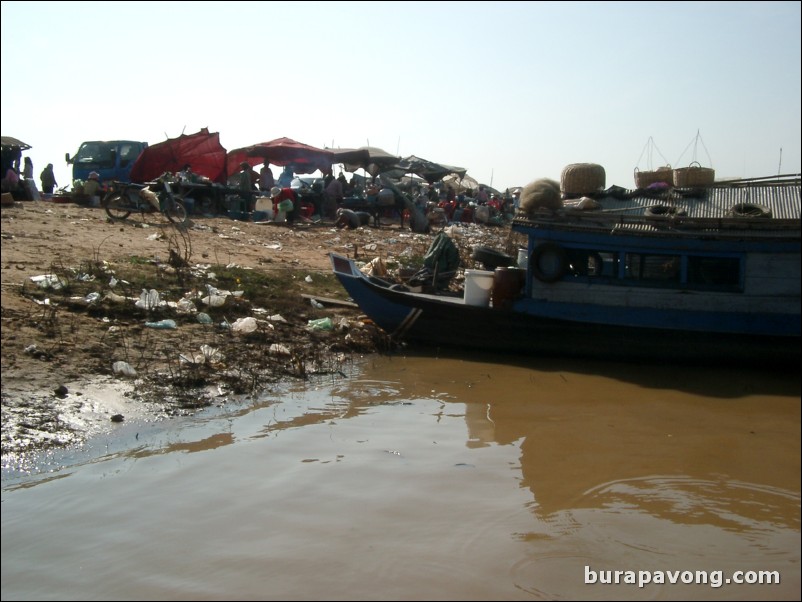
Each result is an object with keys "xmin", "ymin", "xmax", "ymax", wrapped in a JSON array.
[
  {"xmin": 307, "ymin": 317, "xmax": 333, "ymax": 330},
  {"xmin": 145, "ymin": 319, "xmax": 177, "ymax": 329}
]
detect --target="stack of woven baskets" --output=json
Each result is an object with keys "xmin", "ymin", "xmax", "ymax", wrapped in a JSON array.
[
  {"xmin": 560, "ymin": 163, "xmax": 606, "ymax": 197},
  {"xmin": 672, "ymin": 161, "xmax": 715, "ymax": 187}
]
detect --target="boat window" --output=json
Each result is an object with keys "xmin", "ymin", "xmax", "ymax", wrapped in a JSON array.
[
  {"xmin": 566, "ymin": 249, "xmax": 610, "ymax": 277},
  {"xmin": 624, "ymin": 253, "xmax": 680, "ymax": 283},
  {"xmin": 562, "ymin": 247, "xmax": 743, "ymax": 291},
  {"xmin": 593, "ymin": 251, "xmax": 618, "ymax": 277},
  {"xmin": 687, "ymin": 256, "xmax": 741, "ymax": 289}
]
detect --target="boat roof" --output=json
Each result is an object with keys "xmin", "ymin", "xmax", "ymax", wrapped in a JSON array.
[{"xmin": 512, "ymin": 176, "xmax": 801, "ymax": 240}]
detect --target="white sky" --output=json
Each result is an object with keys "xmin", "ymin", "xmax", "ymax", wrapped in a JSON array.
[{"xmin": 2, "ymin": 1, "xmax": 800, "ymax": 192}]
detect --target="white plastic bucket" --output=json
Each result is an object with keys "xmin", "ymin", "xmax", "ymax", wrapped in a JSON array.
[
  {"xmin": 464, "ymin": 269, "xmax": 494, "ymax": 307},
  {"xmin": 254, "ymin": 197, "xmax": 274, "ymax": 214}
]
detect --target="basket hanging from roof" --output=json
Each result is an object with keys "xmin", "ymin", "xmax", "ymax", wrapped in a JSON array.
[
  {"xmin": 673, "ymin": 161, "xmax": 715, "ymax": 187},
  {"xmin": 560, "ymin": 163, "xmax": 605, "ymax": 196},
  {"xmin": 634, "ymin": 166, "xmax": 673, "ymax": 189},
  {"xmin": 634, "ymin": 136, "xmax": 672, "ymax": 189}
]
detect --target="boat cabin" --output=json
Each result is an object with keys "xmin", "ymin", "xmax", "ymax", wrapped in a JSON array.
[{"xmin": 511, "ymin": 178, "xmax": 801, "ymax": 337}]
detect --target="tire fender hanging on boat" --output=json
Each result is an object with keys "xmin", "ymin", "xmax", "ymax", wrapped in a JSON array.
[{"xmin": 531, "ymin": 242, "xmax": 568, "ymax": 283}]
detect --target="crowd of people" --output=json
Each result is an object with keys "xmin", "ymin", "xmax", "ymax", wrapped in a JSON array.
[
  {"xmin": 2, "ymin": 147, "xmax": 519, "ymax": 231},
  {"xmin": 1, "ymin": 151, "xmax": 59, "ymax": 200},
  {"xmin": 1, "ymin": 149, "xmax": 60, "ymax": 199}
]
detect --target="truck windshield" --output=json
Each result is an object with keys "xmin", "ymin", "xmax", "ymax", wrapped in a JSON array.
[{"xmin": 74, "ymin": 142, "xmax": 116, "ymax": 169}]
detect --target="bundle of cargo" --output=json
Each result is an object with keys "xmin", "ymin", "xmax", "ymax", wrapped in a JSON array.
[{"xmin": 560, "ymin": 163, "xmax": 605, "ymax": 197}]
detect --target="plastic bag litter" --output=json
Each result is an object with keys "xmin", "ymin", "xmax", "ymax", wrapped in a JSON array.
[
  {"xmin": 200, "ymin": 344, "xmax": 221, "ymax": 362},
  {"xmin": 197, "ymin": 312, "xmax": 213, "ymax": 324},
  {"xmin": 361, "ymin": 257, "xmax": 387, "ymax": 277},
  {"xmin": 231, "ymin": 317, "xmax": 258, "ymax": 333},
  {"xmin": 175, "ymin": 298, "xmax": 197, "ymax": 314},
  {"xmin": 30, "ymin": 274, "xmax": 65, "ymax": 290},
  {"xmin": 179, "ymin": 344, "xmax": 221, "ymax": 365},
  {"xmin": 112, "ymin": 361, "xmax": 137, "ymax": 377},
  {"xmin": 201, "ymin": 283, "xmax": 228, "ymax": 307},
  {"xmin": 104, "ymin": 291, "xmax": 127, "ymax": 303},
  {"xmin": 201, "ymin": 294, "xmax": 227, "ymax": 307},
  {"xmin": 269, "ymin": 343, "xmax": 291, "ymax": 356},
  {"xmin": 135, "ymin": 288, "xmax": 161, "ymax": 310}
]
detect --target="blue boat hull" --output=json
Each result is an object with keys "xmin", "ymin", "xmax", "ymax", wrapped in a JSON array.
[{"xmin": 331, "ymin": 253, "xmax": 799, "ymax": 368}]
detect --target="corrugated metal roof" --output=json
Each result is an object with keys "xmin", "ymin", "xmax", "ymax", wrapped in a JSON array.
[
  {"xmin": 591, "ymin": 182, "xmax": 800, "ymax": 219},
  {"xmin": 513, "ymin": 178, "xmax": 801, "ymax": 239}
]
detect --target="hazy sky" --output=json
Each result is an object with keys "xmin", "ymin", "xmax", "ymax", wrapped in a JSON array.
[{"xmin": 2, "ymin": 1, "xmax": 800, "ymax": 192}]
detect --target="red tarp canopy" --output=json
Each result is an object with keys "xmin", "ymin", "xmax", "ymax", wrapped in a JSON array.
[
  {"xmin": 226, "ymin": 137, "xmax": 334, "ymax": 176},
  {"xmin": 129, "ymin": 128, "xmax": 228, "ymax": 184}
]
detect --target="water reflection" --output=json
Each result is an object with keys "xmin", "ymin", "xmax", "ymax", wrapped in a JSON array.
[{"xmin": 1, "ymin": 353, "xmax": 799, "ymax": 601}]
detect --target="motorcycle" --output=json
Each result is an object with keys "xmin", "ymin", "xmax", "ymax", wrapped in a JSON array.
[{"xmin": 102, "ymin": 174, "xmax": 188, "ymax": 224}]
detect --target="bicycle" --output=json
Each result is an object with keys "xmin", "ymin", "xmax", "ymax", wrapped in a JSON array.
[{"xmin": 102, "ymin": 174, "xmax": 188, "ymax": 225}]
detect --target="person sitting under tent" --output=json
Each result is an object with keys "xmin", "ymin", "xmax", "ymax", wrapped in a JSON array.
[
  {"xmin": 277, "ymin": 166, "xmax": 294, "ymax": 188},
  {"xmin": 2, "ymin": 166, "xmax": 19, "ymax": 189}
]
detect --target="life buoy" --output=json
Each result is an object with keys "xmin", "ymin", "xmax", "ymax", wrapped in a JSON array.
[
  {"xmin": 645, "ymin": 205, "xmax": 686, "ymax": 217},
  {"xmin": 728, "ymin": 203, "xmax": 772, "ymax": 218},
  {"xmin": 530, "ymin": 242, "xmax": 568, "ymax": 283}
]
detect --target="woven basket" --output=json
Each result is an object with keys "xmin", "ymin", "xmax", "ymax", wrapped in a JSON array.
[
  {"xmin": 673, "ymin": 161, "xmax": 715, "ymax": 187},
  {"xmin": 634, "ymin": 166, "xmax": 673, "ymax": 189},
  {"xmin": 560, "ymin": 163, "xmax": 606, "ymax": 196}
]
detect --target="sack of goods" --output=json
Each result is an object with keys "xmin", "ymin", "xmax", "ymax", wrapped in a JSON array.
[{"xmin": 277, "ymin": 199, "xmax": 294, "ymax": 212}]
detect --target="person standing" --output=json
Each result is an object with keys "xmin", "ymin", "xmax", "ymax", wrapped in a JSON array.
[
  {"xmin": 22, "ymin": 157, "xmax": 33, "ymax": 179},
  {"xmin": 40, "ymin": 163, "xmax": 58, "ymax": 194},
  {"xmin": 259, "ymin": 160, "xmax": 275, "ymax": 192},
  {"xmin": 238, "ymin": 161, "xmax": 256, "ymax": 211},
  {"xmin": 323, "ymin": 172, "xmax": 344, "ymax": 219}
]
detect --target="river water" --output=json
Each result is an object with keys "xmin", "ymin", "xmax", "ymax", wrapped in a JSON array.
[{"xmin": 1, "ymin": 352, "xmax": 799, "ymax": 601}]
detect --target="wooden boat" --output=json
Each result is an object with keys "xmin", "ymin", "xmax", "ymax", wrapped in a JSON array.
[{"xmin": 331, "ymin": 175, "xmax": 801, "ymax": 368}]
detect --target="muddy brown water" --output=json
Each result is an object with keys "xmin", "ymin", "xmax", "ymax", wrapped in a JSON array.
[{"xmin": 1, "ymin": 352, "xmax": 799, "ymax": 601}]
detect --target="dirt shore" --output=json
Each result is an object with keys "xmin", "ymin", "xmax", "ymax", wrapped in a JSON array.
[{"xmin": 1, "ymin": 199, "xmax": 518, "ymax": 461}]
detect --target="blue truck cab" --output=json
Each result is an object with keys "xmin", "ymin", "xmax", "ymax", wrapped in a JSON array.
[{"xmin": 65, "ymin": 140, "xmax": 148, "ymax": 185}]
